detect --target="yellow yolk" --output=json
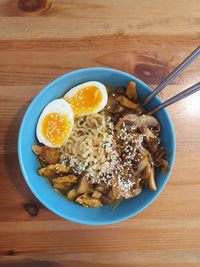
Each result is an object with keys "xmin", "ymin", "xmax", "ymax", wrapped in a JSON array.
[
  {"xmin": 41, "ymin": 113, "xmax": 72, "ymax": 146},
  {"xmin": 66, "ymin": 86, "xmax": 103, "ymax": 118}
]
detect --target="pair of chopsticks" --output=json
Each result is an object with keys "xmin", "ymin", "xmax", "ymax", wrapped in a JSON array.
[{"xmin": 142, "ymin": 45, "xmax": 200, "ymax": 114}]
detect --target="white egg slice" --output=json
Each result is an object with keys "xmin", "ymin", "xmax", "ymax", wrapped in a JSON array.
[
  {"xmin": 63, "ymin": 81, "xmax": 108, "ymax": 118},
  {"xmin": 36, "ymin": 99, "xmax": 74, "ymax": 148}
]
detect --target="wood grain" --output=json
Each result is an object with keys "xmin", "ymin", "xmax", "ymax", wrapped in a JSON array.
[{"xmin": 0, "ymin": 0, "xmax": 200, "ymax": 266}]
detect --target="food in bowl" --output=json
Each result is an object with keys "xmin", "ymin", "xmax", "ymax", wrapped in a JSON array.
[{"xmin": 32, "ymin": 81, "xmax": 169, "ymax": 208}]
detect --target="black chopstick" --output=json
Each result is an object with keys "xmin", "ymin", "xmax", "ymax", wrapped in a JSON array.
[
  {"xmin": 147, "ymin": 82, "xmax": 200, "ymax": 115},
  {"xmin": 141, "ymin": 45, "xmax": 200, "ymax": 107}
]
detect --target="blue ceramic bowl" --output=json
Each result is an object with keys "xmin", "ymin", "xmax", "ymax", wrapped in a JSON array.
[{"xmin": 18, "ymin": 68, "xmax": 175, "ymax": 225}]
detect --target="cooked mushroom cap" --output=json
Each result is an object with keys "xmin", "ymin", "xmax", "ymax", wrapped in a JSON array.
[
  {"xmin": 139, "ymin": 115, "xmax": 160, "ymax": 132},
  {"xmin": 107, "ymin": 93, "xmax": 125, "ymax": 113},
  {"xmin": 115, "ymin": 114, "xmax": 140, "ymax": 129}
]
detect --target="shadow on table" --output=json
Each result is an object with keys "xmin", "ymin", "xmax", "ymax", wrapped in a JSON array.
[
  {"xmin": 0, "ymin": 261, "xmax": 64, "ymax": 267},
  {"xmin": 3, "ymin": 102, "xmax": 43, "ymax": 207}
]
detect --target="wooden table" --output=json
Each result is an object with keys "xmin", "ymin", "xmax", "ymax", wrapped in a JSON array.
[{"xmin": 0, "ymin": 0, "xmax": 200, "ymax": 266}]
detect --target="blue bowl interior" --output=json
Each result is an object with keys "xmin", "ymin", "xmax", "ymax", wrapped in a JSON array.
[{"xmin": 18, "ymin": 68, "xmax": 175, "ymax": 225}]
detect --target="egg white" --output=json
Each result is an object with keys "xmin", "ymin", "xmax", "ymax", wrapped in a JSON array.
[
  {"xmin": 63, "ymin": 81, "xmax": 108, "ymax": 116},
  {"xmin": 36, "ymin": 99, "xmax": 74, "ymax": 148}
]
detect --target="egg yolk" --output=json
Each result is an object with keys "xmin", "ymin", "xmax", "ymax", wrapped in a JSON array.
[
  {"xmin": 66, "ymin": 86, "xmax": 103, "ymax": 117},
  {"xmin": 41, "ymin": 113, "xmax": 71, "ymax": 146}
]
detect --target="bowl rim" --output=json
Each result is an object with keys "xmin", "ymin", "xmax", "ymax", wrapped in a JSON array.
[{"xmin": 18, "ymin": 67, "xmax": 176, "ymax": 225}]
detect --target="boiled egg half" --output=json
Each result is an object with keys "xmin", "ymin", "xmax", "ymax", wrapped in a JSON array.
[
  {"xmin": 63, "ymin": 81, "xmax": 108, "ymax": 118},
  {"xmin": 36, "ymin": 99, "xmax": 74, "ymax": 148}
]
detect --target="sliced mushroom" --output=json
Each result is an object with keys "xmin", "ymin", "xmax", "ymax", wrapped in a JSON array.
[
  {"xmin": 107, "ymin": 93, "xmax": 125, "ymax": 113},
  {"xmin": 32, "ymin": 145, "xmax": 61, "ymax": 164},
  {"xmin": 143, "ymin": 161, "xmax": 151, "ymax": 177},
  {"xmin": 115, "ymin": 114, "xmax": 139, "ymax": 130},
  {"xmin": 135, "ymin": 156, "xmax": 149, "ymax": 177},
  {"xmin": 143, "ymin": 163, "xmax": 156, "ymax": 191},
  {"xmin": 117, "ymin": 95, "xmax": 138, "ymax": 110},
  {"xmin": 76, "ymin": 175, "xmax": 90, "ymax": 194},
  {"xmin": 148, "ymin": 166, "xmax": 156, "ymax": 191},
  {"xmin": 137, "ymin": 147, "xmax": 149, "ymax": 157},
  {"xmin": 148, "ymin": 153, "xmax": 154, "ymax": 167},
  {"xmin": 126, "ymin": 81, "xmax": 137, "ymax": 102},
  {"xmin": 139, "ymin": 115, "xmax": 160, "ymax": 133}
]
